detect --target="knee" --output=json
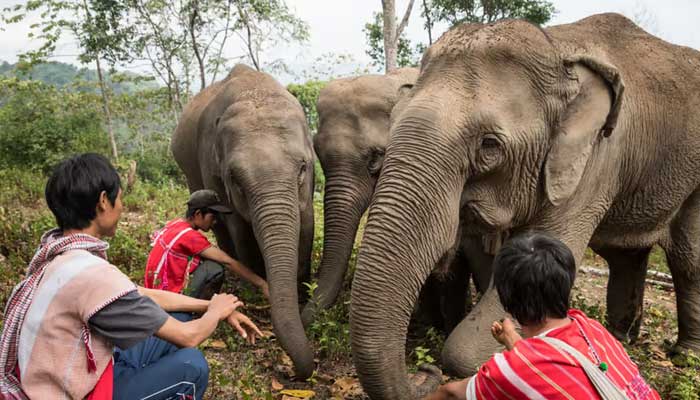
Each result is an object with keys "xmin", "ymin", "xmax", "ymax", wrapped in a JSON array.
[{"xmin": 178, "ymin": 348, "xmax": 210, "ymax": 383}]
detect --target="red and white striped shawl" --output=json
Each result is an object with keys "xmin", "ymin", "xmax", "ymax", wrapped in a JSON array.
[
  {"xmin": 0, "ymin": 230, "xmax": 135, "ymax": 399},
  {"xmin": 466, "ymin": 309, "xmax": 660, "ymax": 400}
]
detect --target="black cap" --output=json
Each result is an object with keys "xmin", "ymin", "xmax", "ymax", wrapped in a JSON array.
[{"xmin": 186, "ymin": 189, "xmax": 233, "ymax": 213}]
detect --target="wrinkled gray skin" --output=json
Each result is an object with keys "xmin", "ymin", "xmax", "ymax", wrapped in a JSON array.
[
  {"xmin": 350, "ymin": 14, "xmax": 700, "ymax": 399},
  {"xmin": 300, "ymin": 68, "xmax": 419, "ymax": 326},
  {"xmin": 171, "ymin": 64, "xmax": 316, "ymax": 379}
]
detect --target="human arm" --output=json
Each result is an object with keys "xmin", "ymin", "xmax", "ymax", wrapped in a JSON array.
[
  {"xmin": 423, "ymin": 379, "xmax": 468, "ymax": 400},
  {"xmin": 154, "ymin": 293, "xmax": 243, "ymax": 348},
  {"xmin": 199, "ymin": 246, "xmax": 269, "ymax": 299},
  {"xmin": 491, "ymin": 318, "xmax": 522, "ymax": 350},
  {"xmin": 138, "ymin": 286, "xmax": 210, "ymax": 313}
]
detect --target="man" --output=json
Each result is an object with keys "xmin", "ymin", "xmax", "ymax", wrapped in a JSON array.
[
  {"xmin": 426, "ymin": 233, "xmax": 659, "ymax": 400},
  {"xmin": 144, "ymin": 189, "xmax": 269, "ymax": 300},
  {"xmin": 0, "ymin": 153, "xmax": 261, "ymax": 400}
]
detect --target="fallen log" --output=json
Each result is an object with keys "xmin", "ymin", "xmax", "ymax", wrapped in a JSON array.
[{"xmin": 579, "ymin": 266, "xmax": 674, "ymax": 291}]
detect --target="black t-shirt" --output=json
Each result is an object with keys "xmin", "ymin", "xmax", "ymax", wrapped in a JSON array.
[{"xmin": 88, "ymin": 290, "xmax": 169, "ymax": 349}]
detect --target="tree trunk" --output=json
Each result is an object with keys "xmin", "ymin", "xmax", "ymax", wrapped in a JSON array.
[
  {"xmin": 422, "ymin": 0, "xmax": 433, "ymax": 44},
  {"xmin": 94, "ymin": 57, "xmax": 118, "ymax": 161},
  {"xmin": 382, "ymin": 0, "xmax": 415, "ymax": 73},
  {"xmin": 382, "ymin": 0, "xmax": 398, "ymax": 73}
]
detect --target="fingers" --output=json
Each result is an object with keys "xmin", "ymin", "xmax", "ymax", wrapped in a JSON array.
[
  {"xmin": 238, "ymin": 315, "xmax": 262, "ymax": 345},
  {"xmin": 231, "ymin": 300, "xmax": 244, "ymax": 311},
  {"xmin": 491, "ymin": 321, "xmax": 503, "ymax": 336},
  {"xmin": 230, "ymin": 317, "xmax": 247, "ymax": 339},
  {"xmin": 502, "ymin": 318, "xmax": 516, "ymax": 330}
]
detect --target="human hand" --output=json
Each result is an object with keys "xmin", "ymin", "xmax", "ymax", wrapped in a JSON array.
[
  {"xmin": 491, "ymin": 318, "xmax": 521, "ymax": 350},
  {"xmin": 227, "ymin": 310, "xmax": 263, "ymax": 344},
  {"xmin": 208, "ymin": 293, "xmax": 244, "ymax": 320}
]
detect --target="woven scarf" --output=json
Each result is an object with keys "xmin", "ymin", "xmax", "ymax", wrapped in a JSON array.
[{"xmin": 0, "ymin": 228, "xmax": 109, "ymax": 399}]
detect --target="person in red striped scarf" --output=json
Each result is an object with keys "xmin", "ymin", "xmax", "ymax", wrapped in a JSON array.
[
  {"xmin": 0, "ymin": 153, "xmax": 261, "ymax": 400},
  {"xmin": 426, "ymin": 233, "xmax": 660, "ymax": 400}
]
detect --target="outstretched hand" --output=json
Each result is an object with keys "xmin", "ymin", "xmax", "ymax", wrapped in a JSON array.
[
  {"xmin": 227, "ymin": 310, "xmax": 264, "ymax": 345},
  {"xmin": 491, "ymin": 318, "xmax": 521, "ymax": 351},
  {"xmin": 208, "ymin": 293, "xmax": 244, "ymax": 320}
]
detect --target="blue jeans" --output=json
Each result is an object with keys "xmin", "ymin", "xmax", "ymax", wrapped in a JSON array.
[{"xmin": 113, "ymin": 313, "xmax": 209, "ymax": 400}]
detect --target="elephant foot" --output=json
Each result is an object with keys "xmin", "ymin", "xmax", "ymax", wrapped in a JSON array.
[
  {"xmin": 410, "ymin": 364, "xmax": 443, "ymax": 399},
  {"xmin": 608, "ymin": 322, "xmax": 641, "ymax": 345},
  {"xmin": 668, "ymin": 339, "xmax": 700, "ymax": 367}
]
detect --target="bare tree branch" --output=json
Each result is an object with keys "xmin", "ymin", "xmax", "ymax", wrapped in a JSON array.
[
  {"xmin": 395, "ymin": 0, "xmax": 415, "ymax": 40},
  {"xmin": 236, "ymin": 3, "xmax": 260, "ymax": 71},
  {"xmin": 422, "ymin": 0, "xmax": 433, "ymax": 44}
]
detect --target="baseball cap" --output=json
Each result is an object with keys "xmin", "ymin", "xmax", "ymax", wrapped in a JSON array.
[{"xmin": 187, "ymin": 189, "xmax": 233, "ymax": 213}]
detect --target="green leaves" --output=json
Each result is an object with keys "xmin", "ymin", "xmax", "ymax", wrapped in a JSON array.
[
  {"xmin": 425, "ymin": 0, "xmax": 556, "ymax": 27},
  {"xmin": 287, "ymin": 80, "xmax": 326, "ymax": 134},
  {"xmin": 364, "ymin": 12, "xmax": 422, "ymax": 70},
  {"xmin": 0, "ymin": 77, "xmax": 108, "ymax": 172}
]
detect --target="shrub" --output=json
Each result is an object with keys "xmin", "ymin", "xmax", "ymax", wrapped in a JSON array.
[
  {"xmin": 287, "ymin": 80, "xmax": 326, "ymax": 134},
  {"xmin": 0, "ymin": 78, "xmax": 108, "ymax": 172}
]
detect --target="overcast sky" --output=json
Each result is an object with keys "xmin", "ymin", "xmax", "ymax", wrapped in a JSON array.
[{"xmin": 1, "ymin": 0, "xmax": 698, "ymax": 84}]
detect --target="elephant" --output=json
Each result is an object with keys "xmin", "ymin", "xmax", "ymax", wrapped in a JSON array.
[
  {"xmin": 349, "ymin": 13, "xmax": 700, "ymax": 399},
  {"xmin": 300, "ymin": 68, "xmax": 419, "ymax": 327},
  {"xmin": 171, "ymin": 64, "xmax": 316, "ymax": 378}
]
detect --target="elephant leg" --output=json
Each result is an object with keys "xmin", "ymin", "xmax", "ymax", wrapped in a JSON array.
[
  {"xmin": 224, "ymin": 212, "xmax": 266, "ymax": 279},
  {"xmin": 461, "ymin": 235, "xmax": 494, "ymax": 294},
  {"xmin": 411, "ymin": 250, "xmax": 471, "ymax": 336},
  {"xmin": 662, "ymin": 188, "xmax": 700, "ymax": 355},
  {"xmin": 440, "ymin": 253, "xmax": 471, "ymax": 333},
  {"xmin": 441, "ymin": 284, "xmax": 505, "ymax": 377},
  {"xmin": 410, "ymin": 275, "xmax": 446, "ymax": 337},
  {"xmin": 211, "ymin": 218, "xmax": 238, "ymax": 260},
  {"xmin": 595, "ymin": 246, "xmax": 651, "ymax": 343},
  {"xmin": 440, "ymin": 236, "xmax": 499, "ymax": 376}
]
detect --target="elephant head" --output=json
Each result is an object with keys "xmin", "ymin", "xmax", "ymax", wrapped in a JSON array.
[
  {"xmin": 207, "ymin": 65, "xmax": 316, "ymax": 378},
  {"xmin": 350, "ymin": 20, "xmax": 623, "ymax": 399},
  {"xmin": 301, "ymin": 68, "xmax": 418, "ymax": 326}
]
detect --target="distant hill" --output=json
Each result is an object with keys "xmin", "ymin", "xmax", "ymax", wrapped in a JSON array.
[{"xmin": 0, "ymin": 60, "xmax": 159, "ymax": 94}]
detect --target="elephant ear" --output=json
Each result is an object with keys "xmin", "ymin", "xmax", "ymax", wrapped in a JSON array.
[
  {"xmin": 390, "ymin": 83, "xmax": 415, "ymax": 125},
  {"xmin": 544, "ymin": 55, "xmax": 625, "ymax": 206}
]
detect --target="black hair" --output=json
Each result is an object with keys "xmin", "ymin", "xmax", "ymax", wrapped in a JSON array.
[
  {"xmin": 493, "ymin": 232, "xmax": 576, "ymax": 326},
  {"xmin": 45, "ymin": 153, "xmax": 121, "ymax": 231},
  {"xmin": 185, "ymin": 207, "xmax": 212, "ymax": 219}
]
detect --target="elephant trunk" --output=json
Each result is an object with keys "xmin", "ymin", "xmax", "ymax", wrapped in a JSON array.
[
  {"xmin": 350, "ymin": 117, "xmax": 465, "ymax": 399},
  {"xmin": 302, "ymin": 171, "xmax": 371, "ymax": 326},
  {"xmin": 249, "ymin": 184, "xmax": 314, "ymax": 379}
]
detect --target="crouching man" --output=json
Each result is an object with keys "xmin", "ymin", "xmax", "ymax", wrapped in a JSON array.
[{"xmin": 0, "ymin": 153, "xmax": 261, "ymax": 400}]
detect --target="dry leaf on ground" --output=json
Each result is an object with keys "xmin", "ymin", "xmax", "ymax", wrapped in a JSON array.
[
  {"xmin": 280, "ymin": 389, "xmax": 315, "ymax": 398},
  {"xmin": 271, "ymin": 377, "xmax": 284, "ymax": 391}
]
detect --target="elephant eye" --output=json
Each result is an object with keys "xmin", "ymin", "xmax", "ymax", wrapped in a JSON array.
[
  {"xmin": 480, "ymin": 134, "xmax": 501, "ymax": 150},
  {"xmin": 368, "ymin": 148, "xmax": 385, "ymax": 176},
  {"xmin": 298, "ymin": 161, "xmax": 308, "ymax": 186}
]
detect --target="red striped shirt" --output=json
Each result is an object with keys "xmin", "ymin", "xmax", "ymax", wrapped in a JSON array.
[{"xmin": 467, "ymin": 309, "xmax": 660, "ymax": 400}]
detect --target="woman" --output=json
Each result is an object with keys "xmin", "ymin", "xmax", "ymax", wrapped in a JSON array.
[{"xmin": 427, "ymin": 233, "xmax": 659, "ymax": 400}]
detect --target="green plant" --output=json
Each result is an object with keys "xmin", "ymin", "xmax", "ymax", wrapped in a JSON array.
[
  {"xmin": 308, "ymin": 299, "xmax": 351, "ymax": 359},
  {"xmin": 571, "ymin": 293, "xmax": 607, "ymax": 323},
  {"xmin": 0, "ymin": 78, "xmax": 108, "ymax": 172},
  {"xmin": 287, "ymin": 80, "xmax": 326, "ymax": 134},
  {"xmin": 413, "ymin": 346, "xmax": 436, "ymax": 366}
]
